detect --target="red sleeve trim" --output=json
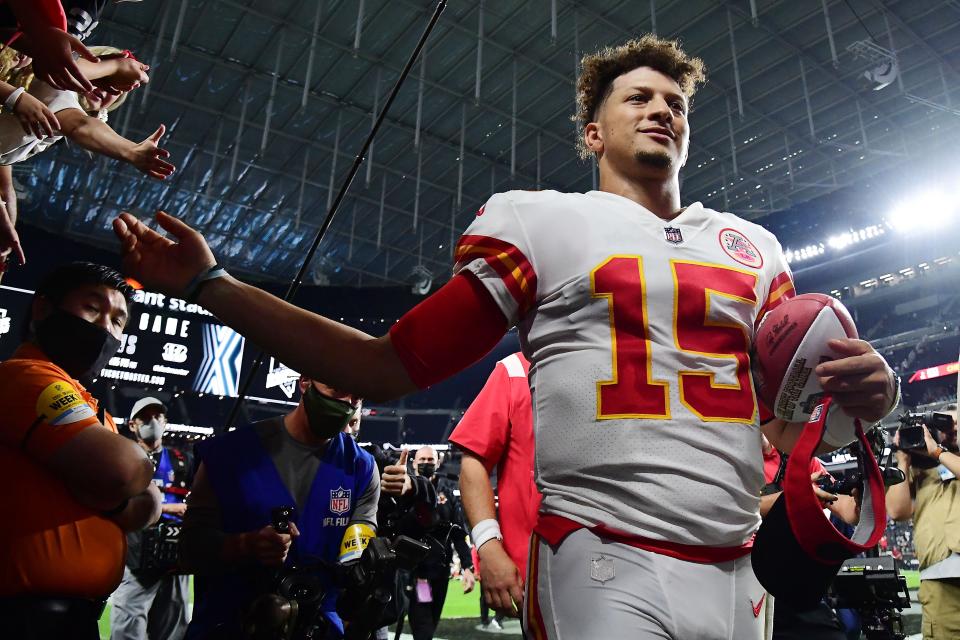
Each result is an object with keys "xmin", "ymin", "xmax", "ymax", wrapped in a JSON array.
[
  {"xmin": 755, "ymin": 271, "xmax": 796, "ymax": 329},
  {"xmin": 454, "ymin": 235, "xmax": 537, "ymax": 317},
  {"xmin": 389, "ymin": 273, "xmax": 508, "ymax": 389}
]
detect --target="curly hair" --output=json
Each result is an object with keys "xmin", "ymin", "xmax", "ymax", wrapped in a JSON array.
[{"xmin": 575, "ymin": 34, "xmax": 706, "ymax": 159}]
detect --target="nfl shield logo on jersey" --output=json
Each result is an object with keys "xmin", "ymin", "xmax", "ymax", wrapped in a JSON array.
[
  {"xmin": 664, "ymin": 226, "xmax": 683, "ymax": 245},
  {"xmin": 330, "ymin": 487, "xmax": 351, "ymax": 515}
]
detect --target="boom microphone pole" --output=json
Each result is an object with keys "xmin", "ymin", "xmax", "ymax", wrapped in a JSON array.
[{"xmin": 223, "ymin": 0, "xmax": 449, "ymax": 431}]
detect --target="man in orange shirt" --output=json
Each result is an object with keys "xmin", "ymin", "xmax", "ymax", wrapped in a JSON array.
[{"xmin": 0, "ymin": 262, "xmax": 162, "ymax": 640}]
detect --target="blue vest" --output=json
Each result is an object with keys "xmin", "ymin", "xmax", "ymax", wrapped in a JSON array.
[{"xmin": 187, "ymin": 423, "xmax": 375, "ymax": 639}]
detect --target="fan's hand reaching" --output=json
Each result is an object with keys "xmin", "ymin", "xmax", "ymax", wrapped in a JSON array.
[
  {"xmin": 128, "ymin": 125, "xmax": 175, "ymax": 180},
  {"xmin": 113, "ymin": 211, "xmax": 215, "ymax": 297}
]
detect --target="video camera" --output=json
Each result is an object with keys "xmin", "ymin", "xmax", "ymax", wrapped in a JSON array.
[
  {"xmin": 895, "ymin": 411, "xmax": 954, "ymax": 451},
  {"xmin": 240, "ymin": 506, "xmax": 429, "ymax": 640},
  {"xmin": 827, "ymin": 555, "xmax": 911, "ymax": 640}
]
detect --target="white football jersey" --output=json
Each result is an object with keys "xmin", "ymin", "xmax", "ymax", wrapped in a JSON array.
[{"xmin": 454, "ymin": 190, "xmax": 795, "ymax": 548}]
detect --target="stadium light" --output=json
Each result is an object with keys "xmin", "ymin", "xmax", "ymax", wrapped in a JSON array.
[{"xmin": 887, "ymin": 189, "xmax": 954, "ymax": 232}]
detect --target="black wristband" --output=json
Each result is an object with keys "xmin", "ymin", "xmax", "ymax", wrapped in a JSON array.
[
  {"xmin": 184, "ymin": 264, "xmax": 228, "ymax": 303},
  {"xmin": 102, "ymin": 498, "xmax": 130, "ymax": 517}
]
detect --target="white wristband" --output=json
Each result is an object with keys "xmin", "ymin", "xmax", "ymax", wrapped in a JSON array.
[
  {"xmin": 471, "ymin": 518, "xmax": 503, "ymax": 550},
  {"xmin": 4, "ymin": 87, "xmax": 24, "ymax": 112}
]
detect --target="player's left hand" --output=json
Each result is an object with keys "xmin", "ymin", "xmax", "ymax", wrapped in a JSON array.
[
  {"xmin": 461, "ymin": 567, "xmax": 476, "ymax": 594},
  {"xmin": 113, "ymin": 211, "xmax": 216, "ymax": 297},
  {"xmin": 815, "ymin": 338, "xmax": 897, "ymax": 422}
]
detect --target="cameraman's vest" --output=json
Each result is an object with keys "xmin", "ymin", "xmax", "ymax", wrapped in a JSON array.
[
  {"xmin": 188, "ymin": 426, "xmax": 375, "ymax": 639},
  {"xmin": 912, "ymin": 466, "xmax": 960, "ymax": 570}
]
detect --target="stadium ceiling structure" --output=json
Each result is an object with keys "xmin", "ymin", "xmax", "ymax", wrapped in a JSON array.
[{"xmin": 21, "ymin": 0, "xmax": 960, "ymax": 288}]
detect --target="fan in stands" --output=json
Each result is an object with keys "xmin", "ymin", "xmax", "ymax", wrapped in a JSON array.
[{"xmin": 753, "ymin": 293, "xmax": 863, "ymax": 449}]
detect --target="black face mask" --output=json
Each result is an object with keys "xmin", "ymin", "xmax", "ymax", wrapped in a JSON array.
[
  {"xmin": 302, "ymin": 384, "xmax": 357, "ymax": 440},
  {"xmin": 417, "ymin": 463, "xmax": 436, "ymax": 478},
  {"xmin": 35, "ymin": 310, "xmax": 121, "ymax": 381}
]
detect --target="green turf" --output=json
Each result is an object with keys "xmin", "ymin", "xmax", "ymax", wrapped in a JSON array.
[
  {"xmin": 440, "ymin": 578, "xmax": 485, "ymax": 618},
  {"xmin": 903, "ymin": 569, "xmax": 920, "ymax": 590}
]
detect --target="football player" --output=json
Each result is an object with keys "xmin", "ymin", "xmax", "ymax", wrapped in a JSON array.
[{"xmin": 113, "ymin": 35, "xmax": 898, "ymax": 640}]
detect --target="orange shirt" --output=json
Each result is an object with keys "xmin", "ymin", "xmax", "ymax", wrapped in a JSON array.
[{"xmin": 0, "ymin": 343, "xmax": 126, "ymax": 597}]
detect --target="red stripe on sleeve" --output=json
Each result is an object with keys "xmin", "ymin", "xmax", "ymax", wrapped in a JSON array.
[
  {"xmin": 454, "ymin": 235, "xmax": 537, "ymax": 316},
  {"xmin": 755, "ymin": 271, "xmax": 796, "ymax": 329}
]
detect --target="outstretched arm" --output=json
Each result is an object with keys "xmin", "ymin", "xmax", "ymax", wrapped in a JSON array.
[
  {"xmin": 57, "ymin": 112, "xmax": 175, "ymax": 180},
  {"xmin": 112, "ymin": 212, "xmax": 507, "ymax": 401}
]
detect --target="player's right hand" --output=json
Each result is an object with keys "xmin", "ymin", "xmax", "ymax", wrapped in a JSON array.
[
  {"xmin": 249, "ymin": 521, "xmax": 299, "ymax": 567},
  {"xmin": 113, "ymin": 211, "xmax": 216, "ymax": 297},
  {"xmin": 381, "ymin": 449, "xmax": 412, "ymax": 496},
  {"xmin": 478, "ymin": 539, "xmax": 524, "ymax": 617}
]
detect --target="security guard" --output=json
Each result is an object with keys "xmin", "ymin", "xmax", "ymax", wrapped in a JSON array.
[{"xmin": 0, "ymin": 262, "xmax": 161, "ymax": 640}]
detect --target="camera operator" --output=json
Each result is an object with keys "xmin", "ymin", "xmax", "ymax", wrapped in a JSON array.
[
  {"xmin": 110, "ymin": 397, "xmax": 193, "ymax": 640},
  {"xmin": 886, "ymin": 404, "xmax": 960, "ymax": 639},
  {"xmin": 381, "ymin": 446, "xmax": 475, "ymax": 640},
  {"xmin": 759, "ymin": 434, "xmax": 860, "ymax": 640},
  {"xmin": 0, "ymin": 262, "xmax": 161, "ymax": 640},
  {"xmin": 179, "ymin": 377, "xmax": 379, "ymax": 640}
]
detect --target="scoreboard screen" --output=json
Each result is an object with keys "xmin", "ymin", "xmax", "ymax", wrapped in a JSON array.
[{"xmin": 0, "ymin": 285, "xmax": 247, "ymax": 397}]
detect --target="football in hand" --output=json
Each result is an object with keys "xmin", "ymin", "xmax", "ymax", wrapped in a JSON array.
[{"xmin": 753, "ymin": 293, "xmax": 858, "ymax": 430}]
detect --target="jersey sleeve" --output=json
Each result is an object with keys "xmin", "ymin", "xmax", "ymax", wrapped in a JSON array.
[
  {"xmin": 453, "ymin": 194, "xmax": 538, "ymax": 327},
  {"xmin": 448, "ymin": 362, "xmax": 513, "ymax": 471},
  {"xmin": 756, "ymin": 241, "xmax": 796, "ymax": 327},
  {"xmin": 755, "ymin": 242, "xmax": 797, "ymax": 423},
  {"xmin": 0, "ymin": 363, "xmax": 101, "ymax": 460}
]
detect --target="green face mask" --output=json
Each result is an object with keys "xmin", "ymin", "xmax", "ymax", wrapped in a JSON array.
[{"xmin": 302, "ymin": 385, "xmax": 356, "ymax": 439}]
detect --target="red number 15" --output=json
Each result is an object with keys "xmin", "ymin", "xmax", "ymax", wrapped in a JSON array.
[{"xmin": 591, "ymin": 257, "xmax": 759, "ymax": 423}]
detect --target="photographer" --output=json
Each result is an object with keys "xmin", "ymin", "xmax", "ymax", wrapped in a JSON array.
[
  {"xmin": 110, "ymin": 397, "xmax": 193, "ymax": 640},
  {"xmin": 179, "ymin": 377, "xmax": 379, "ymax": 640},
  {"xmin": 381, "ymin": 446, "xmax": 474, "ymax": 640},
  {"xmin": 886, "ymin": 404, "xmax": 960, "ymax": 639},
  {"xmin": 0, "ymin": 262, "xmax": 161, "ymax": 640},
  {"xmin": 759, "ymin": 434, "xmax": 860, "ymax": 640}
]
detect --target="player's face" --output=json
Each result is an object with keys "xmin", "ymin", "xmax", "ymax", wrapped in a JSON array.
[{"xmin": 586, "ymin": 66, "xmax": 689, "ymax": 178}]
